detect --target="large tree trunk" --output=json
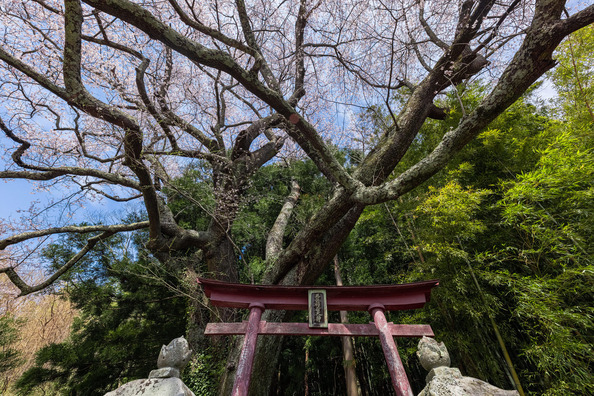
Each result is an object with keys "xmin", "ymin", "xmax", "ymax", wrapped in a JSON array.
[
  {"xmin": 205, "ymin": 236, "xmax": 239, "ymax": 283},
  {"xmin": 1, "ymin": 2, "xmax": 593, "ymax": 396},
  {"xmin": 218, "ymin": 180, "xmax": 302, "ymax": 395}
]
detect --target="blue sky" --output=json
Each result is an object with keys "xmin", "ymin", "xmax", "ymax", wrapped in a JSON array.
[
  {"xmin": 0, "ymin": 170, "xmax": 140, "ymax": 227},
  {"xmin": 0, "ymin": 179, "xmax": 35, "ymax": 221}
]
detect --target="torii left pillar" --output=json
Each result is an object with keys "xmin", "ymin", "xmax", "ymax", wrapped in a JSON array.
[{"xmin": 232, "ymin": 303, "xmax": 264, "ymax": 396}]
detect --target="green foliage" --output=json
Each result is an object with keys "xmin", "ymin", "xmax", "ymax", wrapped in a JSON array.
[
  {"xmin": 487, "ymin": 124, "xmax": 594, "ymax": 394},
  {"xmin": 183, "ymin": 352, "xmax": 220, "ymax": 396},
  {"xmin": 15, "ymin": 231, "xmax": 187, "ymax": 396},
  {"xmin": 41, "ymin": 224, "xmax": 121, "ymax": 288},
  {"xmin": 469, "ymin": 34, "xmax": 594, "ymax": 394},
  {"xmin": 416, "ymin": 181, "xmax": 491, "ymax": 249},
  {"xmin": 499, "ymin": 129, "xmax": 593, "ymax": 274},
  {"xmin": 163, "ymin": 157, "xmax": 336, "ymax": 282},
  {"xmin": 232, "ymin": 159, "xmax": 334, "ymax": 282},
  {"xmin": 0, "ymin": 314, "xmax": 22, "ymax": 373},
  {"xmin": 335, "ymin": 75, "xmax": 593, "ymax": 394},
  {"xmin": 550, "ymin": 24, "xmax": 594, "ymax": 124},
  {"xmin": 164, "ymin": 163, "xmax": 215, "ymax": 232},
  {"xmin": 399, "ymin": 175, "xmax": 512, "ymax": 387}
]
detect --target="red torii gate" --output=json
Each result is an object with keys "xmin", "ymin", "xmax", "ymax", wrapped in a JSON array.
[{"xmin": 198, "ymin": 277, "xmax": 439, "ymax": 396}]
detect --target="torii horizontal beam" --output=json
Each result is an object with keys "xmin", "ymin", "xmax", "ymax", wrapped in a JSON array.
[
  {"xmin": 197, "ymin": 277, "xmax": 439, "ymax": 311},
  {"xmin": 205, "ymin": 321, "xmax": 434, "ymax": 337}
]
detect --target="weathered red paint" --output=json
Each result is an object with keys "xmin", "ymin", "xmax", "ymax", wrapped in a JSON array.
[
  {"xmin": 198, "ymin": 278, "xmax": 439, "ymax": 396},
  {"xmin": 369, "ymin": 304, "xmax": 414, "ymax": 396},
  {"xmin": 205, "ymin": 321, "xmax": 434, "ymax": 337},
  {"xmin": 198, "ymin": 277, "xmax": 438, "ymax": 311},
  {"xmin": 232, "ymin": 303, "xmax": 264, "ymax": 396}
]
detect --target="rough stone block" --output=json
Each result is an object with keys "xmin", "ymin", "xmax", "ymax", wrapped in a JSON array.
[
  {"xmin": 418, "ymin": 375, "xmax": 519, "ymax": 396},
  {"xmin": 425, "ymin": 366, "xmax": 462, "ymax": 383},
  {"xmin": 149, "ymin": 367, "xmax": 180, "ymax": 379},
  {"xmin": 104, "ymin": 378, "xmax": 195, "ymax": 396},
  {"xmin": 157, "ymin": 337, "xmax": 192, "ymax": 370},
  {"xmin": 417, "ymin": 336, "xmax": 451, "ymax": 370}
]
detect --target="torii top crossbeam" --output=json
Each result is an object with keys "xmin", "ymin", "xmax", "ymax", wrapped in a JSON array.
[{"xmin": 197, "ymin": 277, "xmax": 439, "ymax": 311}]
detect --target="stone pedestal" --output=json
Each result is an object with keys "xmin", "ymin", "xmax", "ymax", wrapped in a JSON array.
[
  {"xmin": 416, "ymin": 337, "xmax": 519, "ymax": 396},
  {"xmin": 104, "ymin": 337, "xmax": 195, "ymax": 396},
  {"xmin": 105, "ymin": 378, "xmax": 195, "ymax": 396}
]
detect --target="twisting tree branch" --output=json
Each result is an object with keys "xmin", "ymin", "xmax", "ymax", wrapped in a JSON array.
[
  {"xmin": 167, "ymin": 0, "xmax": 257, "ymax": 56},
  {"xmin": 0, "ymin": 222, "xmax": 149, "ymax": 250},
  {"xmin": 0, "ymin": 116, "xmax": 140, "ymax": 189},
  {"xmin": 82, "ymin": 0, "xmax": 362, "ymax": 193},
  {"xmin": 63, "ymin": 0, "xmax": 163, "ymax": 241},
  {"xmin": 1, "ymin": 230, "xmax": 113, "ymax": 296},
  {"xmin": 234, "ymin": 0, "xmax": 280, "ymax": 91}
]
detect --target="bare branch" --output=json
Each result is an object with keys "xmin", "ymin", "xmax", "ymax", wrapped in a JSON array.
[
  {"xmin": 63, "ymin": 0, "xmax": 164, "ymax": 240},
  {"xmin": 83, "ymin": 0, "xmax": 360, "ymax": 192},
  {"xmin": 0, "ymin": 222, "xmax": 150, "ymax": 250},
  {"xmin": 29, "ymin": 0, "xmax": 62, "ymax": 14},
  {"xmin": 135, "ymin": 58, "xmax": 180, "ymax": 152},
  {"xmin": 249, "ymin": 137, "xmax": 286, "ymax": 170},
  {"xmin": 0, "ymin": 116, "xmax": 140, "ymax": 189},
  {"xmin": 419, "ymin": 0, "xmax": 449, "ymax": 50},
  {"xmin": 1, "ymin": 231, "xmax": 113, "ymax": 296},
  {"xmin": 234, "ymin": 0, "xmax": 280, "ymax": 91},
  {"xmin": 167, "ymin": 0, "xmax": 256, "ymax": 56},
  {"xmin": 353, "ymin": 1, "xmax": 572, "ymax": 205},
  {"xmin": 289, "ymin": 0, "xmax": 308, "ymax": 106},
  {"xmin": 76, "ymin": 181, "xmax": 144, "ymax": 202},
  {"xmin": 476, "ymin": 0, "xmax": 522, "ymax": 52}
]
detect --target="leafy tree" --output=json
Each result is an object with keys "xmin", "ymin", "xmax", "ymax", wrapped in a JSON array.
[
  {"xmin": 0, "ymin": 313, "xmax": 22, "ymax": 392},
  {"xmin": 0, "ymin": 292, "xmax": 76, "ymax": 396},
  {"xmin": 481, "ymin": 25, "xmax": 594, "ymax": 395},
  {"xmin": 15, "ymin": 231, "xmax": 188, "ymax": 395},
  {"xmin": 488, "ymin": 127, "xmax": 594, "ymax": 395},
  {"xmin": 333, "ymin": 77, "xmax": 592, "ymax": 395}
]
